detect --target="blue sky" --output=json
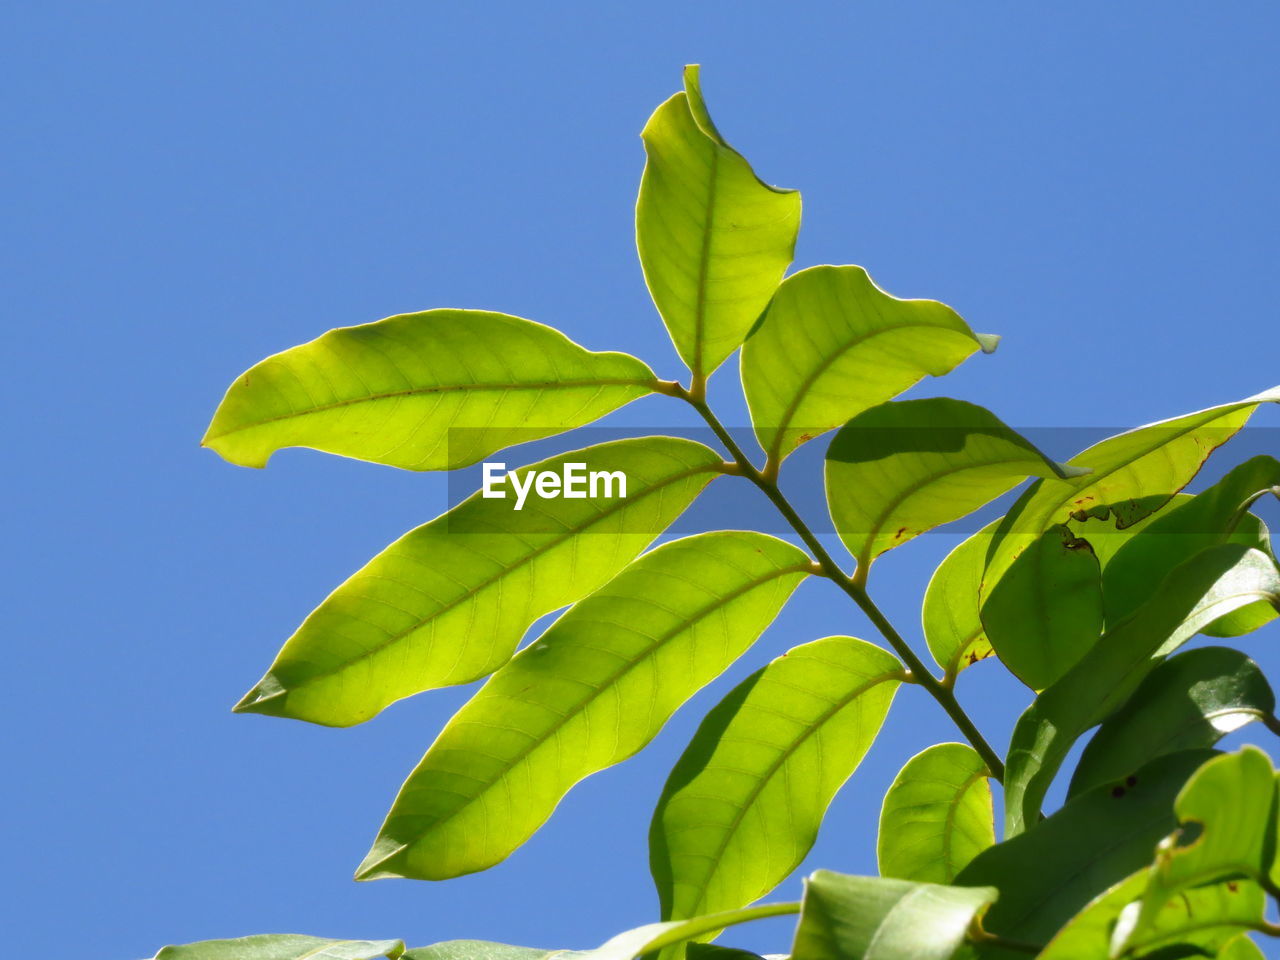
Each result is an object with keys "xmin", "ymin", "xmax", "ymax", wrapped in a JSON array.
[{"xmin": 5, "ymin": 3, "xmax": 1280, "ymax": 957}]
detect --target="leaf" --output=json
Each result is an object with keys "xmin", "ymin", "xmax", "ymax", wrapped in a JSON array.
[
  {"xmin": 636, "ymin": 65, "xmax": 800, "ymax": 379},
  {"xmin": 202, "ymin": 310, "xmax": 656, "ymax": 471},
  {"xmin": 1037, "ymin": 869, "xmax": 1267, "ymax": 960},
  {"xmin": 357, "ymin": 532, "xmax": 810, "ymax": 881},
  {"xmin": 402, "ymin": 945, "xmax": 580, "ymax": 960},
  {"xmin": 742, "ymin": 265, "xmax": 997, "ymax": 467},
  {"xmin": 1127, "ymin": 747, "xmax": 1280, "ymax": 943},
  {"xmin": 824, "ymin": 398, "xmax": 1080, "ymax": 574},
  {"xmin": 152, "ymin": 936, "xmax": 405, "ymax": 960},
  {"xmin": 877, "ymin": 743, "xmax": 994, "ymax": 884},
  {"xmin": 982, "ymin": 386, "xmax": 1280, "ymax": 602},
  {"xmin": 577, "ymin": 902, "xmax": 801, "ymax": 960},
  {"xmin": 1101, "ymin": 455, "xmax": 1280, "ymax": 629},
  {"xmin": 789, "ymin": 870, "xmax": 998, "ymax": 960},
  {"xmin": 235, "ymin": 437, "xmax": 723, "ymax": 726},
  {"xmin": 651, "ymin": 637, "xmax": 904, "ymax": 923},
  {"xmin": 1001, "ymin": 543, "xmax": 1280, "ymax": 836},
  {"xmin": 956, "ymin": 749, "xmax": 1218, "ymax": 947},
  {"xmin": 1068, "ymin": 647, "xmax": 1276, "ymax": 798},
  {"xmin": 685, "ymin": 946, "xmax": 769, "ymax": 960},
  {"xmin": 979, "ymin": 525, "xmax": 1103, "ymax": 690},
  {"xmin": 921, "ymin": 521, "xmax": 998, "ymax": 677}
]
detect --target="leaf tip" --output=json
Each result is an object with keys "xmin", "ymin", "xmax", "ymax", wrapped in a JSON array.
[
  {"xmin": 976, "ymin": 332, "xmax": 1001, "ymax": 354},
  {"xmin": 232, "ymin": 674, "xmax": 288, "ymax": 716}
]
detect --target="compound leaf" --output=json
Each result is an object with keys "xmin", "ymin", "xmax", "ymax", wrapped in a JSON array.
[
  {"xmin": 825, "ymin": 399, "xmax": 1080, "ymax": 575},
  {"xmin": 1068, "ymin": 647, "xmax": 1276, "ymax": 798},
  {"xmin": 980, "ymin": 525, "xmax": 1103, "ymax": 691},
  {"xmin": 957, "ymin": 749, "xmax": 1217, "ymax": 948},
  {"xmin": 878, "ymin": 743, "xmax": 994, "ymax": 884},
  {"xmin": 1002, "ymin": 544, "xmax": 1280, "ymax": 836},
  {"xmin": 637, "ymin": 65, "xmax": 800, "ymax": 379},
  {"xmin": 203, "ymin": 310, "xmax": 656, "ymax": 471},
  {"xmin": 742, "ymin": 266, "xmax": 997, "ymax": 467},
  {"xmin": 235, "ymin": 437, "xmax": 723, "ymax": 726},
  {"xmin": 651, "ymin": 637, "xmax": 904, "ymax": 924},
  {"xmin": 982, "ymin": 386, "xmax": 1280, "ymax": 603},
  {"xmin": 790, "ymin": 870, "xmax": 997, "ymax": 960},
  {"xmin": 357, "ymin": 532, "xmax": 810, "ymax": 881},
  {"xmin": 152, "ymin": 936, "xmax": 405, "ymax": 960}
]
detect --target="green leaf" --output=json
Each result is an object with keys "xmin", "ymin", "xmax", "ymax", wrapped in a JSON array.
[
  {"xmin": 921, "ymin": 521, "xmax": 998, "ymax": 677},
  {"xmin": 1002, "ymin": 543, "xmax": 1280, "ymax": 836},
  {"xmin": 1068, "ymin": 647, "xmax": 1276, "ymax": 799},
  {"xmin": 824, "ymin": 398, "xmax": 1079, "ymax": 574},
  {"xmin": 403, "ymin": 945, "xmax": 580, "ymax": 960},
  {"xmin": 152, "ymin": 936, "xmax": 405, "ymax": 960},
  {"xmin": 957, "ymin": 749, "xmax": 1218, "ymax": 947},
  {"xmin": 877, "ymin": 743, "xmax": 994, "ymax": 884},
  {"xmin": 234, "ymin": 437, "xmax": 723, "ymax": 726},
  {"xmin": 1127, "ymin": 747, "xmax": 1280, "ymax": 944},
  {"xmin": 202, "ymin": 310, "xmax": 656, "ymax": 471},
  {"xmin": 651, "ymin": 637, "xmax": 904, "ymax": 923},
  {"xmin": 790, "ymin": 870, "xmax": 998, "ymax": 960},
  {"xmin": 982, "ymin": 386, "xmax": 1280, "ymax": 603},
  {"xmin": 1101, "ymin": 455, "xmax": 1280, "ymax": 629},
  {"xmin": 685, "ymin": 946, "xmax": 769, "ymax": 960},
  {"xmin": 980, "ymin": 525, "xmax": 1103, "ymax": 690},
  {"xmin": 578, "ymin": 902, "xmax": 801, "ymax": 960},
  {"xmin": 742, "ymin": 266, "xmax": 997, "ymax": 467},
  {"xmin": 1037, "ymin": 869, "xmax": 1268, "ymax": 960},
  {"xmin": 357, "ymin": 532, "xmax": 810, "ymax": 881},
  {"xmin": 636, "ymin": 65, "xmax": 800, "ymax": 379}
]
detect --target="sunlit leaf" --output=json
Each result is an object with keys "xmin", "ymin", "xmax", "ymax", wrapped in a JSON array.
[
  {"xmin": 742, "ymin": 266, "xmax": 997, "ymax": 466},
  {"xmin": 357, "ymin": 532, "xmax": 810, "ymax": 880},
  {"xmin": 983, "ymin": 387, "xmax": 1280, "ymax": 602},
  {"xmin": 877, "ymin": 743, "xmax": 994, "ymax": 884},
  {"xmin": 1068, "ymin": 647, "xmax": 1276, "ymax": 799},
  {"xmin": 957, "ymin": 749, "xmax": 1217, "ymax": 948},
  {"xmin": 790, "ymin": 870, "xmax": 997, "ymax": 960},
  {"xmin": 403, "ymin": 944, "xmax": 580, "ymax": 960},
  {"xmin": 152, "ymin": 936, "xmax": 405, "ymax": 960},
  {"xmin": 578, "ymin": 902, "xmax": 801, "ymax": 960},
  {"xmin": 202, "ymin": 310, "xmax": 656, "ymax": 471},
  {"xmin": 980, "ymin": 525, "xmax": 1103, "ymax": 690},
  {"xmin": 825, "ymin": 398, "xmax": 1079, "ymax": 575},
  {"xmin": 637, "ymin": 65, "xmax": 800, "ymax": 379},
  {"xmin": 1002, "ymin": 544, "xmax": 1280, "ymax": 835},
  {"xmin": 235, "ymin": 437, "xmax": 723, "ymax": 726},
  {"xmin": 651, "ymin": 637, "xmax": 904, "ymax": 923},
  {"xmin": 921, "ymin": 521, "xmax": 997, "ymax": 677}
]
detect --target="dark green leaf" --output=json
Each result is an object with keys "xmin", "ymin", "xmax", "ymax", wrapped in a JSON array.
[
  {"xmin": 637, "ymin": 65, "xmax": 800, "ymax": 379},
  {"xmin": 878, "ymin": 743, "xmax": 994, "ymax": 883},
  {"xmin": 980, "ymin": 525, "xmax": 1103, "ymax": 690},
  {"xmin": 651, "ymin": 637, "xmax": 904, "ymax": 923},
  {"xmin": 790, "ymin": 870, "xmax": 997, "ymax": 960},
  {"xmin": 1002, "ymin": 544, "xmax": 1280, "ymax": 835},
  {"xmin": 825, "ymin": 399, "xmax": 1079, "ymax": 575},
  {"xmin": 357, "ymin": 532, "xmax": 810, "ymax": 880},
  {"xmin": 235, "ymin": 437, "xmax": 723, "ymax": 726},
  {"xmin": 957, "ymin": 749, "xmax": 1218, "ymax": 947},
  {"xmin": 152, "ymin": 936, "xmax": 405, "ymax": 960},
  {"xmin": 741, "ymin": 266, "xmax": 997, "ymax": 467},
  {"xmin": 202, "ymin": 310, "xmax": 655, "ymax": 471},
  {"xmin": 1069, "ymin": 647, "xmax": 1276, "ymax": 798}
]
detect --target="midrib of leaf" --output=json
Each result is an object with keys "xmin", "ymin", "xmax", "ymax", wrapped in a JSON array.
[
  {"xmin": 204, "ymin": 376, "xmax": 658, "ymax": 441},
  {"xmin": 369, "ymin": 561, "xmax": 811, "ymax": 869},
  {"xmin": 851, "ymin": 455, "xmax": 1046, "ymax": 571},
  {"xmin": 862, "ymin": 886, "xmax": 931, "ymax": 957},
  {"xmin": 677, "ymin": 667, "xmax": 902, "ymax": 917},
  {"xmin": 941, "ymin": 768, "xmax": 989, "ymax": 882},
  {"xmin": 691, "ymin": 139, "xmax": 720, "ymax": 381},
  {"xmin": 244, "ymin": 460, "xmax": 722, "ymax": 707},
  {"xmin": 767, "ymin": 321, "xmax": 971, "ymax": 465}
]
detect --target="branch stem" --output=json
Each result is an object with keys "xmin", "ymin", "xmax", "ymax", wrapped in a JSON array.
[{"xmin": 678, "ymin": 387, "xmax": 1006, "ymax": 783}]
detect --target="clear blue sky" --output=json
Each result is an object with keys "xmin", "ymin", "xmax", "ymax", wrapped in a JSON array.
[{"xmin": 6, "ymin": 3, "xmax": 1280, "ymax": 958}]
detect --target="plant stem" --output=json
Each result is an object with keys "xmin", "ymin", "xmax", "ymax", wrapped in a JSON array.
[{"xmin": 679, "ymin": 387, "xmax": 1006, "ymax": 783}]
